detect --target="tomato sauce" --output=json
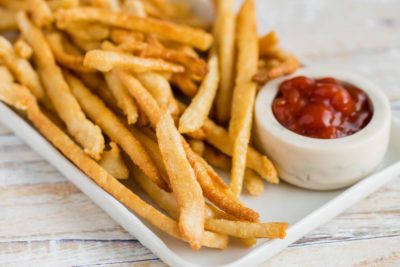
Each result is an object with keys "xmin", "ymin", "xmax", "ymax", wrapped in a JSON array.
[{"xmin": 272, "ymin": 76, "xmax": 373, "ymax": 139}]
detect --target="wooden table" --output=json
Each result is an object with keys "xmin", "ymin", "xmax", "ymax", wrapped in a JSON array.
[{"xmin": 1, "ymin": 1, "xmax": 400, "ymax": 266}]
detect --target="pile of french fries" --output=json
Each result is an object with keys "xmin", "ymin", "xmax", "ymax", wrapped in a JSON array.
[{"xmin": 0, "ymin": 0, "xmax": 299, "ymax": 250}]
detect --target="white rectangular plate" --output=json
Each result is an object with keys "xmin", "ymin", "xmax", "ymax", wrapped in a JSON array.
[{"xmin": 1, "ymin": 100, "xmax": 400, "ymax": 267}]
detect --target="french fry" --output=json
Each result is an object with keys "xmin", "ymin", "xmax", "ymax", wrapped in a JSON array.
[
  {"xmin": 13, "ymin": 39, "xmax": 33, "ymax": 59},
  {"xmin": 0, "ymin": 65, "xmax": 14, "ymax": 83},
  {"xmin": 72, "ymin": 37, "xmax": 101, "ymax": 52},
  {"xmin": 64, "ymin": 72, "xmax": 168, "ymax": 191},
  {"xmin": 90, "ymin": 0, "xmax": 120, "ymax": 11},
  {"xmin": 105, "ymin": 70, "xmax": 139, "ymax": 124},
  {"xmin": 27, "ymin": 0, "xmax": 53, "ymax": 28},
  {"xmin": 205, "ymin": 219, "xmax": 288, "ymax": 239},
  {"xmin": 47, "ymin": 0, "xmax": 79, "ymax": 11},
  {"xmin": 171, "ymin": 74, "xmax": 198, "ymax": 97},
  {"xmin": 0, "ymin": 0, "xmax": 26, "ymax": 11},
  {"xmin": 110, "ymin": 29, "xmax": 145, "ymax": 44},
  {"xmin": 214, "ymin": 0, "xmax": 236, "ymax": 123},
  {"xmin": 55, "ymin": 7, "xmax": 213, "ymax": 50},
  {"xmin": 258, "ymin": 31, "xmax": 279, "ymax": 56},
  {"xmin": 0, "ymin": 36, "xmax": 46, "ymax": 101},
  {"xmin": 99, "ymin": 142, "xmax": 129, "ymax": 180},
  {"xmin": 244, "ymin": 169, "xmax": 265, "ymax": 196},
  {"xmin": 253, "ymin": 55, "xmax": 300, "ymax": 84},
  {"xmin": 0, "ymin": 82, "xmax": 227, "ymax": 250},
  {"xmin": 228, "ymin": 0, "xmax": 259, "ymax": 196},
  {"xmin": 18, "ymin": 12, "xmax": 105, "ymax": 160},
  {"xmin": 203, "ymin": 119, "xmax": 279, "ymax": 184},
  {"xmin": 156, "ymin": 112, "xmax": 205, "ymax": 250},
  {"xmin": 179, "ymin": 51, "xmax": 219, "ymax": 133},
  {"xmin": 123, "ymin": 0, "xmax": 147, "ymax": 17},
  {"xmin": 84, "ymin": 50, "xmax": 184, "ymax": 73},
  {"xmin": 0, "ymin": 9, "xmax": 18, "ymax": 31},
  {"xmin": 64, "ymin": 22, "xmax": 110, "ymax": 41},
  {"xmin": 137, "ymin": 72, "xmax": 179, "ymax": 116},
  {"xmin": 46, "ymin": 32, "xmax": 94, "ymax": 72},
  {"xmin": 114, "ymin": 39, "xmax": 208, "ymax": 77},
  {"xmin": 188, "ymin": 140, "xmax": 205, "ymax": 156}
]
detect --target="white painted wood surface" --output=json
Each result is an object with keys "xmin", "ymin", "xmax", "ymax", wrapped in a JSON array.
[{"xmin": 1, "ymin": 0, "xmax": 400, "ymax": 266}]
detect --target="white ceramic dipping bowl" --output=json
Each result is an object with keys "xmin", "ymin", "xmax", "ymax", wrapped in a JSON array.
[{"xmin": 255, "ymin": 68, "xmax": 391, "ymax": 190}]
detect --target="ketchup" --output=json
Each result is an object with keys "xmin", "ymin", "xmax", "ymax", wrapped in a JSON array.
[{"xmin": 272, "ymin": 76, "xmax": 372, "ymax": 139}]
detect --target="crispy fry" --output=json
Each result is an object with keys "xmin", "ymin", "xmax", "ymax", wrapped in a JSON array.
[
  {"xmin": 214, "ymin": 0, "xmax": 236, "ymax": 123},
  {"xmin": 72, "ymin": 37, "xmax": 101, "ymax": 52},
  {"xmin": 136, "ymin": 72, "xmax": 179, "ymax": 116},
  {"xmin": 114, "ymin": 39, "xmax": 208, "ymax": 77},
  {"xmin": 0, "ymin": 36, "xmax": 46, "ymax": 101},
  {"xmin": 188, "ymin": 140, "xmax": 205, "ymax": 156},
  {"xmin": 228, "ymin": 0, "xmax": 259, "ymax": 196},
  {"xmin": 64, "ymin": 22, "xmax": 110, "ymax": 41},
  {"xmin": 244, "ymin": 169, "xmax": 265, "ymax": 196},
  {"xmin": 90, "ymin": 0, "xmax": 120, "ymax": 11},
  {"xmin": 110, "ymin": 29, "xmax": 145, "ymax": 44},
  {"xmin": 0, "ymin": 0, "xmax": 26, "ymax": 11},
  {"xmin": 179, "ymin": 51, "xmax": 219, "ymax": 133},
  {"xmin": 123, "ymin": 0, "xmax": 146, "ymax": 17},
  {"xmin": 13, "ymin": 39, "xmax": 33, "ymax": 59},
  {"xmin": 27, "ymin": 0, "xmax": 53, "ymax": 28},
  {"xmin": 55, "ymin": 7, "xmax": 213, "ymax": 50},
  {"xmin": 46, "ymin": 32, "xmax": 94, "ymax": 72},
  {"xmin": 0, "ymin": 83, "xmax": 226, "ymax": 250},
  {"xmin": 258, "ymin": 31, "xmax": 279, "ymax": 55},
  {"xmin": 84, "ymin": 50, "xmax": 184, "ymax": 73},
  {"xmin": 156, "ymin": 112, "xmax": 205, "ymax": 250},
  {"xmin": 47, "ymin": 0, "xmax": 79, "ymax": 11},
  {"xmin": 18, "ymin": 12, "xmax": 105, "ymax": 159},
  {"xmin": 203, "ymin": 119, "xmax": 278, "ymax": 184},
  {"xmin": 171, "ymin": 74, "xmax": 198, "ymax": 97},
  {"xmin": 205, "ymin": 219, "xmax": 288, "ymax": 239},
  {"xmin": 99, "ymin": 142, "xmax": 129, "ymax": 180},
  {"xmin": 65, "ymin": 72, "xmax": 168, "ymax": 191},
  {"xmin": 0, "ymin": 65, "xmax": 14, "ymax": 83},
  {"xmin": 105, "ymin": 70, "xmax": 139, "ymax": 124},
  {"xmin": 253, "ymin": 55, "xmax": 300, "ymax": 84},
  {"xmin": 0, "ymin": 9, "xmax": 18, "ymax": 31}
]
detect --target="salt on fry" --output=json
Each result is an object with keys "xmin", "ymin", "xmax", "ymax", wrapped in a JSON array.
[
  {"xmin": 27, "ymin": 0, "xmax": 53, "ymax": 28},
  {"xmin": 0, "ymin": 36, "xmax": 46, "ymax": 101},
  {"xmin": 18, "ymin": 12, "xmax": 105, "ymax": 160},
  {"xmin": 64, "ymin": 72, "xmax": 168, "ymax": 191},
  {"xmin": 105, "ymin": 70, "xmax": 139, "ymax": 124},
  {"xmin": 156, "ymin": 112, "xmax": 205, "ymax": 250},
  {"xmin": 14, "ymin": 39, "xmax": 33, "ymax": 59},
  {"xmin": 55, "ymin": 7, "xmax": 213, "ymax": 50},
  {"xmin": 0, "ymin": 82, "xmax": 227, "ymax": 250},
  {"xmin": 84, "ymin": 50, "xmax": 184, "ymax": 73},
  {"xmin": 99, "ymin": 142, "xmax": 129, "ymax": 180},
  {"xmin": 179, "ymin": 51, "xmax": 219, "ymax": 133},
  {"xmin": 136, "ymin": 72, "xmax": 179, "ymax": 116},
  {"xmin": 228, "ymin": 0, "xmax": 259, "ymax": 196},
  {"xmin": 214, "ymin": 0, "xmax": 236, "ymax": 123},
  {"xmin": 205, "ymin": 219, "xmax": 288, "ymax": 239},
  {"xmin": 46, "ymin": 32, "xmax": 93, "ymax": 72},
  {"xmin": 203, "ymin": 119, "xmax": 278, "ymax": 184}
]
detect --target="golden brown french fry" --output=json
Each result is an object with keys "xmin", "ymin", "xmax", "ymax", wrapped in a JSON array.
[
  {"xmin": 47, "ymin": 0, "xmax": 79, "ymax": 11},
  {"xmin": 136, "ymin": 72, "xmax": 179, "ymax": 116},
  {"xmin": 105, "ymin": 70, "xmax": 139, "ymax": 124},
  {"xmin": 13, "ymin": 39, "xmax": 33, "ymax": 59},
  {"xmin": 203, "ymin": 119, "xmax": 279, "ymax": 184},
  {"xmin": 46, "ymin": 32, "xmax": 94, "ymax": 72},
  {"xmin": 99, "ymin": 142, "xmax": 129, "ymax": 180},
  {"xmin": 91, "ymin": 0, "xmax": 120, "ymax": 11},
  {"xmin": 156, "ymin": 112, "xmax": 205, "ymax": 250},
  {"xmin": 18, "ymin": 12, "xmax": 105, "ymax": 160},
  {"xmin": 0, "ymin": 0, "xmax": 26, "ymax": 10},
  {"xmin": 64, "ymin": 72, "xmax": 168, "ymax": 191},
  {"xmin": 84, "ymin": 50, "xmax": 184, "ymax": 73},
  {"xmin": 214, "ymin": 0, "xmax": 236, "ymax": 123},
  {"xmin": 0, "ymin": 83, "xmax": 227, "ymax": 250},
  {"xmin": 71, "ymin": 37, "xmax": 101, "ymax": 52},
  {"xmin": 244, "ymin": 169, "xmax": 265, "ymax": 196},
  {"xmin": 179, "ymin": 51, "xmax": 219, "ymax": 133},
  {"xmin": 0, "ymin": 65, "xmax": 14, "ymax": 83},
  {"xmin": 228, "ymin": 0, "xmax": 259, "ymax": 196},
  {"xmin": 55, "ymin": 7, "xmax": 213, "ymax": 50},
  {"xmin": 205, "ymin": 219, "xmax": 288, "ymax": 239},
  {"xmin": 253, "ymin": 55, "xmax": 300, "ymax": 84},
  {"xmin": 64, "ymin": 22, "xmax": 110, "ymax": 41},
  {"xmin": 188, "ymin": 139, "xmax": 205, "ymax": 156},
  {"xmin": 171, "ymin": 74, "xmax": 198, "ymax": 97},
  {"xmin": 123, "ymin": 0, "xmax": 146, "ymax": 17},
  {"xmin": 110, "ymin": 29, "xmax": 145, "ymax": 44},
  {"xmin": 258, "ymin": 31, "xmax": 279, "ymax": 56},
  {"xmin": 0, "ymin": 36, "xmax": 46, "ymax": 101},
  {"xmin": 27, "ymin": 0, "xmax": 53, "ymax": 28},
  {"xmin": 0, "ymin": 8, "xmax": 18, "ymax": 31}
]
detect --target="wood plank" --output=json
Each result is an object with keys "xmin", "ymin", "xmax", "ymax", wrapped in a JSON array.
[
  {"xmin": 0, "ymin": 240, "xmax": 161, "ymax": 267},
  {"xmin": 263, "ymin": 235, "xmax": 400, "ymax": 267},
  {"xmin": 0, "ymin": 136, "xmax": 66, "ymax": 186}
]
